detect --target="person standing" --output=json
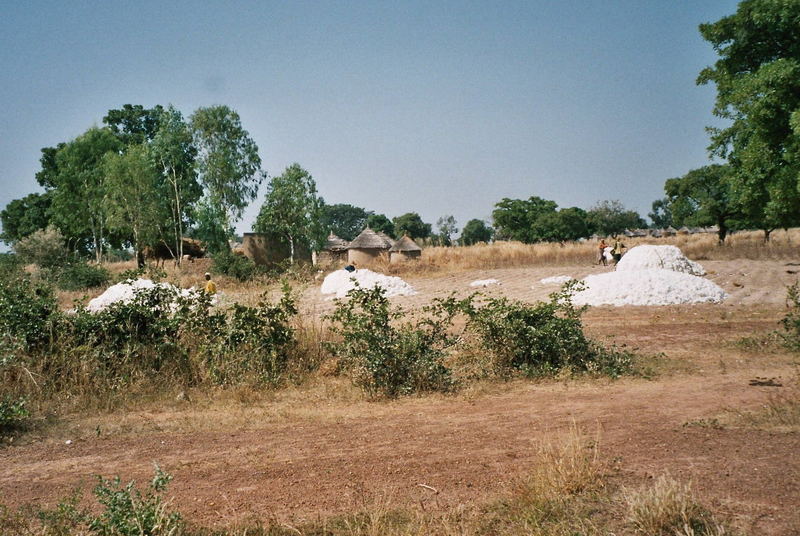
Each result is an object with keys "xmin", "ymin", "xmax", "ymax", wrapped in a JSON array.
[
  {"xmin": 612, "ymin": 237, "xmax": 626, "ymax": 266},
  {"xmin": 204, "ymin": 272, "xmax": 217, "ymax": 295},
  {"xmin": 597, "ymin": 239, "xmax": 608, "ymax": 266}
]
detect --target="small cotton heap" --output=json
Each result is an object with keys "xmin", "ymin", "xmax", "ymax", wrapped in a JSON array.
[
  {"xmin": 320, "ymin": 268, "xmax": 417, "ymax": 298},
  {"xmin": 86, "ymin": 278, "xmax": 201, "ymax": 312},
  {"xmin": 470, "ymin": 279, "xmax": 500, "ymax": 287},
  {"xmin": 616, "ymin": 244, "xmax": 706, "ymax": 276},
  {"xmin": 573, "ymin": 245, "xmax": 726, "ymax": 306},
  {"xmin": 540, "ymin": 275, "xmax": 573, "ymax": 285}
]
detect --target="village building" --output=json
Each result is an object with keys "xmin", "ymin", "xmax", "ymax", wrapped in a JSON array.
[
  {"xmin": 389, "ymin": 234, "xmax": 422, "ymax": 263},
  {"xmin": 346, "ymin": 228, "xmax": 392, "ymax": 264},
  {"xmin": 316, "ymin": 233, "xmax": 350, "ymax": 264}
]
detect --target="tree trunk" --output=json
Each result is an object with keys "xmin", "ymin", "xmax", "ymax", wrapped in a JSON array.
[
  {"xmin": 764, "ymin": 229, "xmax": 772, "ymax": 242},
  {"xmin": 717, "ymin": 220, "xmax": 728, "ymax": 245},
  {"xmin": 289, "ymin": 235, "xmax": 295, "ymax": 264}
]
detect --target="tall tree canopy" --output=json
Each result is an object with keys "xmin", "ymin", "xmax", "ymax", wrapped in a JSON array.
[
  {"xmin": 698, "ymin": 0, "xmax": 800, "ymax": 237},
  {"xmin": 320, "ymin": 203, "xmax": 371, "ymax": 241},
  {"xmin": 392, "ymin": 212, "xmax": 432, "ymax": 240},
  {"xmin": 365, "ymin": 213, "xmax": 395, "ymax": 238},
  {"xmin": 664, "ymin": 164, "xmax": 738, "ymax": 243},
  {"xmin": 0, "ymin": 192, "xmax": 51, "ymax": 244},
  {"xmin": 492, "ymin": 196, "xmax": 557, "ymax": 242},
  {"xmin": 436, "ymin": 215, "xmax": 458, "ymax": 246},
  {"xmin": 254, "ymin": 163, "xmax": 325, "ymax": 263},
  {"xmin": 585, "ymin": 200, "xmax": 646, "ymax": 237},
  {"xmin": 460, "ymin": 219, "xmax": 493, "ymax": 245},
  {"xmin": 103, "ymin": 104, "xmax": 165, "ymax": 145},
  {"xmin": 191, "ymin": 105, "xmax": 264, "ymax": 248},
  {"xmin": 533, "ymin": 207, "xmax": 589, "ymax": 243}
]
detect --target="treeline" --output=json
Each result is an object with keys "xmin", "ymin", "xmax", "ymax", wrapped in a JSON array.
[{"xmin": 648, "ymin": 1, "xmax": 800, "ymax": 244}]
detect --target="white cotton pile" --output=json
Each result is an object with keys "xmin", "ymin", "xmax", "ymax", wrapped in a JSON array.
[
  {"xmin": 540, "ymin": 275, "xmax": 574, "ymax": 285},
  {"xmin": 86, "ymin": 279, "xmax": 200, "ymax": 312},
  {"xmin": 604, "ymin": 246, "xmax": 614, "ymax": 261},
  {"xmin": 470, "ymin": 279, "xmax": 500, "ymax": 287},
  {"xmin": 320, "ymin": 269, "xmax": 417, "ymax": 298},
  {"xmin": 573, "ymin": 269, "xmax": 727, "ymax": 306},
  {"xmin": 616, "ymin": 245, "xmax": 706, "ymax": 276}
]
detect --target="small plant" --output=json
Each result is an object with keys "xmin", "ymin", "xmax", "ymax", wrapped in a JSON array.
[
  {"xmin": 0, "ymin": 276, "xmax": 59, "ymax": 350},
  {"xmin": 781, "ymin": 282, "xmax": 800, "ymax": 351},
  {"xmin": 326, "ymin": 285, "xmax": 462, "ymax": 397},
  {"xmin": 57, "ymin": 261, "xmax": 110, "ymax": 291},
  {"xmin": 0, "ymin": 396, "xmax": 29, "ymax": 432},
  {"xmin": 212, "ymin": 251, "xmax": 260, "ymax": 282},
  {"xmin": 89, "ymin": 465, "xmax": 182, "ymax": 536}
]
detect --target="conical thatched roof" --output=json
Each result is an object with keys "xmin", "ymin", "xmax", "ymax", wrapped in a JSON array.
[
  {"xmin": 389, "ymin": 235, "xmax": 421, "ymax": 253},
  {"xmin": 324, "ymin": 233, "xmax": 349, "ymax": 251},
  {"xmin": 376, "ymin": 231, "xmax": 395, "ymax": 247},
  {"xmin": 348, "ymin": 228, "xmax": 391, "ymax": 250}
]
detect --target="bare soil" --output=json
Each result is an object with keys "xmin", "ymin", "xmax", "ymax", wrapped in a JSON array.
[{"xmin": 2, "ymin": 259, "xmax": 799, "ymax": 534}]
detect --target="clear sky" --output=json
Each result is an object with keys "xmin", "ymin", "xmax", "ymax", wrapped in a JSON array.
[{"xmin": 0, "ymin": 0, "xmax": 739, "ymax": 238}]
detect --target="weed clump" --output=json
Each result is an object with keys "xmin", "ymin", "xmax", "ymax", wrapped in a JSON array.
[{"xmin": 781, "ymin": 282, "xmax": 800, "ymax": 351}]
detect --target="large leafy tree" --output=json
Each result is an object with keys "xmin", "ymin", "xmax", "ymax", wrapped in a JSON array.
[
  {"xmin": 49, "ymin": 127, "xmax": 122, "ymax": 261},
  {"xmin": 698, "ymin": 0, "xmax": 800, "ymax": 239},
  {"xmin": 392, "ymin": 212, "xmax": 432, "ymax": 240},
  {"xmin": 365, "ymin": 213, "xmax": 395, "ymax": 238},
  {"xmin": 103, "ymin": 104, "xmax": 165, "ymax": 145},
  {"xmin": 664, "ymin": 164, "xmax": 739, "ymax": 243},
  {"xmin": 151, "ymin": 105, "xmax": 201, "ymax": 263},
  {"xmin": 460, "ymin": 219, "xmax": 493, "ymax": 245},
  {"xmin": 533, "ymin": 207, "xmax": 589, "ymax": 242},
  {"xmin": 103, "ymin": 145, "xmax": 163, "ymax": 267},
  {"xmin": 492, "ymin": 196, "xmax": 557, "ymax": 243},
  {"xmin": 320, "ymin": 203, "xmax": 371, "ymax": 241},
  {"xmin": 585, "ymin": 200, "xmax": 646, "ymax": 237},
  {"xmin": 648, "ymin": 198, "xmax": 674, "ymax": 229},
  {"xmin": 191, "ymin": 105, "xmax": 264, "ymax": 249},
  {"xmin": 1, "ymin": 192, "xmax": 51, "ymax": 244},
  {"xmin": 254, "ymin": 163, "xmax": 325, "ymax": 263}
]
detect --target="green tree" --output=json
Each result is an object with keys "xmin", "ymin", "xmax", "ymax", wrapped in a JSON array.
[
  {"xmin": 366, "ymin": 213, "xmax": 395, "ymax": 238},
  {"xmin": 648, "ymin": 198, "xmax": 673, "ymax": 229},
  {"xmin": 585, "ymin": 200, "xmax": 646, "ymax": 237},
  {"xmin": 103, "ymin": 145, "xmax": 163, "ymax": 267},
  {"xmin": 103, "ymin": 104, "xmax": 165, "ymax": 145},
  {"xmin": 49, "ymin": 127, "xmax": 122, "ymax": 261},
  {"xmin": 460, "ymin": 219, "xmax": 493, "ymax": 245},
  {"xmin": 533, "ymin": 207, "xmax": 589, "ymax": 242},
  {"xmin": 320, "ymin": 203, "xmax": 371, "ymax": 241},
  {"xmin": 436, "ymin": 215, "xmax": 458, "ymax": 246},
  {"xmin": 1, "ymin": 192, "xmax": 51, "ymax": 244},
  {"xmin": 151, "ymin": 105, "xmax": 201, "ymax": 263},
  {"xmin": 492, "ymin": 196, "xmax": 557, "ymax": 242},
  {"xmin": 392, "ymin": 212, "xmax": 432, "ymax": 240},
  {"xmin": 191, "ymin": 105, "xmax": 264, "ymax": 249},
  {"xmin": 254, "ymin": 163, "xmax": 325, "ymax": 263},
  {"xmin": 698, "ymin": 0, "xmax": 800, "ymax": 240},
  {"xmin": 664, "ymin": 164, "xmax": 739, "ymax": 243}
]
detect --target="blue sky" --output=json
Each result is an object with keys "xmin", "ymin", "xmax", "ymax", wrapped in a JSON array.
[{"xmin": 0, "ymin": 0, "xmax": 739, "ymax": 237}]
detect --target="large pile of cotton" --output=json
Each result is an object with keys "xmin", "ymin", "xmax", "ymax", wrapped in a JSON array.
[
  {"xmin": 320, "ymin": 269, "xmax": 417, "ymax": 298},
  {"xmin": 86, "ymin": 279, "xmax": 200, "ymax": 312},
  {"xmin": 616, "ymin": 245, "xmax": 706, "ymax": 276},
  {"xmin": 573, "ymin": 269, "xmax": 727, "ymax": 306}
]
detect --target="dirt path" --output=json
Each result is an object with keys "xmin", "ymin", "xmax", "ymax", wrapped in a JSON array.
[{"xmin": 2, "ymin": 366, "xmax": 798, "ymax": 534}]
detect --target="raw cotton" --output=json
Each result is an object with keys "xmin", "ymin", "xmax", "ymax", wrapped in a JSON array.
[
  {"xmin": 573, "ymin": 269, "xmax": 727, "ymax": 306},
  {"xmin": 616, "ymin": 245, "xmax": 705, "ymax": 276},
  {"xmin": 539, "ymin": 275, "xmax": 573, "ymax": 285},
  {"xmin": 320, "ymin": 268, "xmax": 417, "ymax": 298},
  {"xmin": 86, "ymin": 279, "xmax": 201, "ymax": 312},
  {"xmin": 470, "ymin": 279, "xmax": 501, "ymax": 287}
]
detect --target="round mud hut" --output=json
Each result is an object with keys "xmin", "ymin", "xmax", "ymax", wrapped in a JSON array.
[
  {"xmin": 347, "ymin": 228, "xmax": 392, "ymax": 265},
  {"xmin": 389, "ymin": 235, "xmax": 422, "ymax": 264},
  {"xmin": 317, "ymin": 233, "xmax": 350, "ymax": 264}
]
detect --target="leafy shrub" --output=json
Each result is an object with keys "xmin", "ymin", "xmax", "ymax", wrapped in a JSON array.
[
  {"xmin": 326, "ymin": 285, "xmax": 460, "ymax": 397},
  {"xmin": 0, "ymin": 276, "xmax": 58, "ymax": 350},
  {"xmin": 89, "ymin": 466, "xmax": 182, "ymax": 536},
  {"xmin": 0, "ymin": 253, "xmax": 23, "ymax": 282},
  {"xmin": 212, "ymin": 251, "xmax": 260, "ymax": 282},
  {"xmin": 57, "ymin": 261, "xmax": 110, "ymax": 291},
  {"xmin": 13, "ymin": 226, "xmax": 69, "ymax": 269},
  {"xmin": 465, "ymin": 282, "xmax": 633, "ymax": 377},
  {"xmin": 0, "ymin": 396, "xmax": 28, "ymax": 432},
  {"xmin": 781, "ymin": 282, "xmax": 800, "ymax": 351}
]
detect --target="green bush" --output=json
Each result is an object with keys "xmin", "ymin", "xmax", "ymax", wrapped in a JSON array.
[
  {"xmin": 0, "ymin": 253, "xmax": 23, "ymax": 282},
  {"xmin": 211, "ymin": 252, "xmax": 260, "ymax": 282},
  {"xmin": 57, "ymin": 262, "xmax": 110, "ymax": 291},
  {"xmin": 781, "ymin": 282, "xmax": 800, "ymax": 351},
  {"xmin": 0, "ymin": 276, "xmax": 58, "ymax": 350},
  {"xmin": 326, "ymin": 285, "xmax": 460, "ymax": 397},
  {"xmin": 0, "ymin": 396, "xmax": 29, "ymax": 432},
  {"xmin": 466, "ymin": 282, "xmax": 633, "ymax": 377},
  {"xmin": 13, "ymin": 226, "xmax": 69, "ymax": 269}
]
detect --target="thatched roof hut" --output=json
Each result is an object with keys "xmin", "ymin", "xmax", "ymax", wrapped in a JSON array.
[
  {"xmin": 389, "ymin": 235, "xmax": 422, "ymax": 263},
  {"xmin": 323, "ymin": 233, "xmax": 349, "ymax": 252},
  {"xmin": 377, "ymin": 231, "xmax": 396, "ymax": 248},
  {"xmin": 347, "ymin": 228, "xmax": 391, "ymax": 264},
  {"xmin": 317, "ymin": 232, "xmax": 349, "ymax": 264}
]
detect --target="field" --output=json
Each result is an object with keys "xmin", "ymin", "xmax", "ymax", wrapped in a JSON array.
[{"xmin": 2, "ymin": 232, "xmax": 800, "ymax": 535}]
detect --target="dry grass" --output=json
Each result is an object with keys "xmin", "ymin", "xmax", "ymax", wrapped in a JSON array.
[
  {"xmin": 624, "ymin": 475, "xmax": 729, "ymax": 536},
  {"xmin": 729, "ymin": 370, "xmax": 800, "ymax": 432}
]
